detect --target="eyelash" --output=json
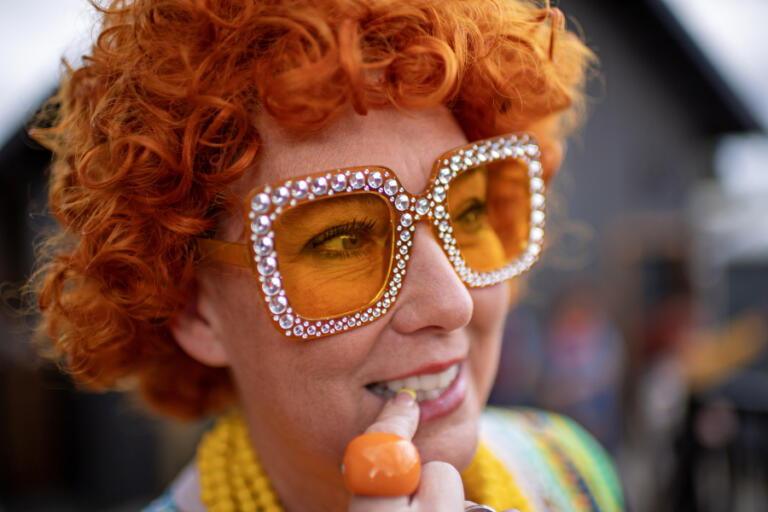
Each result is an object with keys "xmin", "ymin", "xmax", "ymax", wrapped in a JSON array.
[
  {"xmin": 304, "ymin": 218, "xmax": 377, "ymax": 256},
  {"xmin": 456, "ymin": 199, "xmax": 487, "ymax": 222}
]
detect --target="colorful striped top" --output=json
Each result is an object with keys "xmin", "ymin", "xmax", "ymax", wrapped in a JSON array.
[{"xmin": 462, "ymin": 407, "xmax": 624, "ymax": 512}]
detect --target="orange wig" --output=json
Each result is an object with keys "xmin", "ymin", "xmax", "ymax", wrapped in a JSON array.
[{"xmin": 31, "ymin": 0, "xmax": 595, "ymax": 419}]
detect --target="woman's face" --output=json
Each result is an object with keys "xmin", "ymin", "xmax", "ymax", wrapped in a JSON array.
[{"xmin": 192, "ymin": 105, "xmax": 510, "ymax": 486}]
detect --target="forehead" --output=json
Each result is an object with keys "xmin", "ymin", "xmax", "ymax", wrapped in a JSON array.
[{"xmin": 241, "ymin": 105, "xmax": 468, "ymax": 195}]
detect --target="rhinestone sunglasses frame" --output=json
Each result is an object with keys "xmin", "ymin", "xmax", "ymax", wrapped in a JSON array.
[{"xmin": 198, "ymin": 132, "xmax": 547, "ymax": 340}]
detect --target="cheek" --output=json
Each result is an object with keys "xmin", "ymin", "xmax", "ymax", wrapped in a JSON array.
[
  {"xmin": 209, "ymin": 273, "xmax": 381, "ymax": 453},
  {"xmin": 468, "ymin": 283, "xmax": 510, "ymax": 402}
]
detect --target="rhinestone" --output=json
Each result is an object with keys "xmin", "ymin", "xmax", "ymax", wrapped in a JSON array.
[
  {"xmin": 291, "ymin": 180, "xmax": 309, "ymax": 198},
  {"xmin": 262, "ymin": 276, "xmax": 281, "ymax": 296},
  {"xmin": 334, "ymin": 321, "xmax": 344, "ymax": 330},
  {"xmin": 531, "ymin": 193, "xmax": 545, "ymax": 209},
  {"xmin": 272, "ymin": 186, "xmax": 290, "ymax": 205},
  {"xmin": 254, "ymin": 236, "xmax": 273, "ymax": 256},
  {"xmin": 528, "ymin": 243, "xmax": 541, "ymax": 256},
  {"xmin": 400, "ymin": 231, "xmax": 411, "ymax": 242},
  {"xmin": 269, "ymin": 296, "xmax": 288, "ymax": 315},
  {"xmin": 367, "ymin": 171, "xmax": 383, "ymax": 188},
  {"xmin": 279, "ymin": 314, "xmax": 294, "ymax": 329},
  {"xmin": 478, "ymin": 148, "xmax": 488, "ymax": 162},
  {"xmin": 394, "ymin": 273, "xmax": 402, "ymax": 283},
  {"xmin": 530, "ymin": 227, "xmax": 544, "ymax": 242},
  {"xmin": 400, "ymin": 213, "xmax": 413, "ymax": 227},
  {"xmin": 395, "ymin": 194, "xmax": 410, "ymax": 211},
  {"xmin": 439, "ymin": 167, "xmax": 452, "ymax": 184},
  {"xmin": 503, "ymin": 145, "xmax": 513, "ymax": 156},
  {"xmin": 311, "ymin": 177, "xmax": 329, "ymax": 196},
  {"xmin": 251, "ymin": 193, "xmax": 270, "ymax": 212},
  {"xmin": 439, "ymin": 220, "xmax": 449, "ymax": 232},
  {"xmin": 434, "ymin": 205, "xmax": 446, "ymax": 219},
  {"xmin": 531, "ymin": 210, "xmax": 545, "ymax": 226},
  {"xmin": 307, "ymin": 325, "xmax": 317, "ymax": 336},
  {"xmin": 351, "ymin": 171, "xmax": 366, "ymax": 189},
  {"xmin": 384, "ymin": 179, "xmax": 399, "ymax": 196},
  {"xmin": 321, "ymin": 324, "xmax": 330, "ymax": 334},
  {"xmin": 433, "ymin": 186, "xmax": 446, "ymax": 203},
  {"xmin": 464, "ymin": 156, "xmax": 473, "ymax": 166},
  {"xmin": 361, "ymin": 313, "xmax": 369, "ymax": 322},
  {"xmin": 415, "ymin": 198, "xmax": 430, "ymax": 215},
  {"xmin": 399, "ymin": 245, "xmax": 408, "ymax": 255},
  {"xmin": 257, "ymin": 256, "xmax": 277, "ymax": 276},
  {"xmin": 251, "ymin": 215, "xmax": 270, "ymax": 236},
  {"xmin": 530, "ymin": 177, "xmax": 544, "ymax": 193},
  {"xmin": 529, "ymin": 161, "xmax": 542, "ymax": 174},
  {"xmin": 526, "ymin": 144, "xmax": 538, "ymax": 156},
  {"xmin": 397, "ymin": 259, "xmax": 406, "ymax": 269},
  {"xmin": 382, "ymin": 299, "xmax": 391, "ymax": 308},
  {"xmin": 331, "ymin": 174, "xmax": 347, "ymax": 192},
  {"xmin": 293, "ymin": 325, "xmax": 304, "ymax": 337}
]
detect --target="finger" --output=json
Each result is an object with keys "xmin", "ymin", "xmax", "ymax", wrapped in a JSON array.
[
  {"xmin": 349, "ymin": 494, "xmax": 410, "ymax": 512},
  {"xmin": 364, "ymin": 388, "xmax": 419, "ymax": 440},
  {"xmin": 349, "ymin": 461, "xmax": 465, "ymax": 512},
  {"xmin": 410, "ymin": 461, "xmax": 465, "ymax": 511},
  {"xmin": 347, "ymin": 391, "xmax": 420, "ymax": 511}
]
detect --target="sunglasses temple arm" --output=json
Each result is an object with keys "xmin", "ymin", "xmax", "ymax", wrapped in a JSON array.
[{"xmin": 196, "ymin": 238, "xmax": 252, "ymax": 269}]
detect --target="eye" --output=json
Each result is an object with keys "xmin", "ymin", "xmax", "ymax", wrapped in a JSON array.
[
  {"xmin": 304, "ymin": 218, "xmax": 377, "ymax": 258},
  {"xmin": 454, "ymin": 198, "xmax": 487, "ymax": 233}
]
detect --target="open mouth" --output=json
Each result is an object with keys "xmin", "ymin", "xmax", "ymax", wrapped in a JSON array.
[{"xmin": 365, "ymin": 362, "xmax": 461, "ymax": 402}]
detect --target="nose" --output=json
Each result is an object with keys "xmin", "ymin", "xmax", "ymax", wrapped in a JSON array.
[{"xmin": 388, "ymin": 222, "xmax": 474, "ymax": 334}]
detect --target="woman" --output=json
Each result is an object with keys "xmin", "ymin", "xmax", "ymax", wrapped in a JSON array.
[{"xmin": 30, "ymin": 0, "xmax": 622, "ymax": 510}]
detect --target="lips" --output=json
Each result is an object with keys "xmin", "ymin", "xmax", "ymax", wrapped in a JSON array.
[{"xmin": 366, "ymin": 362, "xmax": 460, "ymax": 402}]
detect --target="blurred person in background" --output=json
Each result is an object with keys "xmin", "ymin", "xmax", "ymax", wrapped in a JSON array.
[{"xmin": 538, "ymin": 285, "xmax": 624, "ymax": 452}]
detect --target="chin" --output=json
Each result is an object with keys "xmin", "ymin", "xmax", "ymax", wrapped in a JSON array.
[{"xmin": 412, "ymin": 387, "xmax": 481, "ymax": 471}]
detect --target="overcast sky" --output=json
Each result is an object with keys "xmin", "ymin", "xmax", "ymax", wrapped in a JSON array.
[{"xmin": 661, "ymin": 0, "xmax": 768, "ymax": 132}]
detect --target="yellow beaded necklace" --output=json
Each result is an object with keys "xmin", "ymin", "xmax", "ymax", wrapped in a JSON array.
[{"xmin": 197, "ymin": 411, "xmax": 533, "ymax": 512}]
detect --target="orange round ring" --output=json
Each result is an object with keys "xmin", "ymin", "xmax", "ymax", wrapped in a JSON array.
[{"xmin": 342, "ymin": 432, "xmax": 421, "ymax": 496}]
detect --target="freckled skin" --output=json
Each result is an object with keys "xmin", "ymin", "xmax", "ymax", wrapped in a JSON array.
[{"xmin": 194, "ymin": 106, "xmax": 511, "ymax": 511}]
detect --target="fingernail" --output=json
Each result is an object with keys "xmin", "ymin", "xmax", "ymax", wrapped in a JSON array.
[{"xmin": 394, "ymin": 388, "xmax": 416, "ymax": 406}]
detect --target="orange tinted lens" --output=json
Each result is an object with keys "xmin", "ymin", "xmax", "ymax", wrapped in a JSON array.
[
  {"xmin": 446, "ymin": 159, "xmax": 531, "ymax": 271},
  {"xmin": 273, "ymin": 193, "xmax": 394, "ymax": 319}
]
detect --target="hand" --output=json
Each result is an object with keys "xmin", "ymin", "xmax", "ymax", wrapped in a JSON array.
[{"xmin": 347, "ymin": 390, "xmax": 473, "ymax": 511}]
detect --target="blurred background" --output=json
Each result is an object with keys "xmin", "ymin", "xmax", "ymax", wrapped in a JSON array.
[{"xmin": 1, "ymin": 0, "xmax": 767, "ymax": 510}]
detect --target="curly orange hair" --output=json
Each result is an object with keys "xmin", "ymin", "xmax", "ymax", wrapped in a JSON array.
[{"xmin": 30, "ymin": 0, "xmax": 595, "ymax": 419}]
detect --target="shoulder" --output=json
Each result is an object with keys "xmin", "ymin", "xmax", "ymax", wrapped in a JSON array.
[
  {"xmin": 479, "ymin": 406, "xmax": 625, "ymax": 512},
  {"xmin": 144, "ymin": 489, "xmax": 181, "ymax": 512},
  {"xmin": 143, "ymin": 462, "xmax": 206, "ymax": 512}
]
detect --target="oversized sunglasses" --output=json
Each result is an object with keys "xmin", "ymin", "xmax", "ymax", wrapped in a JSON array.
[{"xmin": 198, "ymin": 133, "xmax": 546, "ymax": 340}]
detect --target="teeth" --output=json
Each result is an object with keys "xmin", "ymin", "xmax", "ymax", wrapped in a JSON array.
[
  {"xmin": 369, "ymin": 363, "xmax": 460, "ymax": 402},
  {"xmin": 386, "ymin": 379, "xmax": 405, "ymax": 392},
  {"xmin": 403, "ymin": 376, "xmax": 420, "ymax": 390}
]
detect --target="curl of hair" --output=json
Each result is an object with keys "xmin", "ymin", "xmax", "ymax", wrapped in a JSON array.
[{"xmin": 30, "ymin": 0, "xmax": 595, "ymax": 419}]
